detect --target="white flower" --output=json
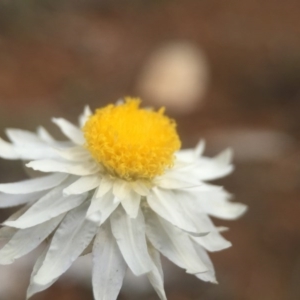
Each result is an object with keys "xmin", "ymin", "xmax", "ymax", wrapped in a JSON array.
[{"xmin": 0, "ymin": 98, "xmax": 247, "ymax": 300}]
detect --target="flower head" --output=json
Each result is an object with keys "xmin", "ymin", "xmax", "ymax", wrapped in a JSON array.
[
  {"xmin": 0, "ymin": 98, "xmax": 247, "ymax": 300},
  {"xmin": 83, "ymin": 98, "xmax": 180, "ymax": 180}
]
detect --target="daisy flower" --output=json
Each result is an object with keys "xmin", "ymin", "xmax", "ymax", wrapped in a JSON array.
[{"xmin": 0, "ymin": 98, "xmax": 247, "ymax": 300}]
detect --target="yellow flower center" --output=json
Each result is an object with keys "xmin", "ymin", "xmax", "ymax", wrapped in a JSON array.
[{"xmin": 83, "ymin": 98, "xmax": 181, "ymax": 180}]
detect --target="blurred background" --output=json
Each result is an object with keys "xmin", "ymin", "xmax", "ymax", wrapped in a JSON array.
[{"xmin": 0, "ymin": 0, "xmax": 300, "ymax": 299}]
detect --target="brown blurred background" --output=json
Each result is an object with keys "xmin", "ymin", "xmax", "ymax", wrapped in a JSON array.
[{"xmin": 0, "ymin": 0, "xmax": 300, "ymax": 299}]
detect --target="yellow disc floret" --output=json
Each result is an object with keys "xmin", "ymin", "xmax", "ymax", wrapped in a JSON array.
[{"xmin": 83, "ymin": 98, "xmax": 181, "ymax": 181}]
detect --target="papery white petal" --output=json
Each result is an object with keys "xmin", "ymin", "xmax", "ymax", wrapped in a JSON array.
[
  {"xmin": 0, "ymin": 226, "xmax": 17, "ymax": 243},
  {"xmin": 52, "ymin": 118, "xmax": 84, "ymax": 145},
  {"xmin": 5, "ymin": 186, "xmax": 88, "ymax": 229},
  {"xmin": 113, "ymin": 179, "xmax": 141, "ymax": 218},
  {"xmin": 0, "ymin": 173, "xmax": 68, "ymax": 194},
  {"xmin": 15, "ymin": 145, "xmax": 60, "ymax": 160},
  {"xmin": 4, "ymin": 128, "xmax": 58, "ymax": 160},
  {"xmin": 4, "ymin": 204, "xmax": 31, "ymax": 222},
  {"xmin": 174, "ymin": 191, "xmax": 232, "ymax": 252},
  {"xmin": 33, "ymin": 202, "xmax": 97, "ymax": 285},
  {"xmin": 130, "ymin": 181, "xmax": 150, "ymax": 196},
  {"xmin": 79, "ymin": 105, "xmax": 92, "ymax": 128},
  {"xmin": 195, "ymin": 140, "xmax": 206, "ymax": 157},
  {"xmin": 192, "ymin": 224, "xmax": 232, "ymax": 252},
  {"xmin": 168, "ymin": 190, "xmax": 207, "ymax": 234},
  {"xmin": 26, "ymin": 244, "xmax": 55, "ymax": 300},
  {"xmin": 194, "ymin": 149, "xmax": 234, "ymax": 181},
  {"xmin": 6, "ymin": 129, "xmax": 42, "ymax": 145},
  {"xmin": 0, "ymin": 137, "xmax": 18, "ymax": 159},
  {"xmin": 144, "ymin": 209, "xmax": 207, "ymax": 274},
  {"xmin": 195, "ymin": 189, "xmax": 248, "ymax": 220},
  {"xmin": 192, "ymin": 241, "xmax": 217, "ymax": 283},
  {"xmin": 0, "ymin": 214, "xmax": 64, "ymax": 265},
  {"xmin": 173, "ymin": 188, "xmax": 244, "ymax": 248},
  {"xmin": 112, "ymin": 179, "xmax": 129, "ymax": 199},
  {"xmin": 97, "ymin": 176, "xmax": 114, "ymax": 198},
  {"xmin": 121, "ymin": 193, "xmax": 140, "ymax": 219},
  {"xmin": 175, "ymin": 140, "xmax": 205, "ymax": 163},
  {"xmin": 154, "ymin": 170, "xmax": 200, "ymax": 189},
  {"xmin": 92, "ymin": 222, "xmax": 127, "ymax": 300},
  {"xmin": 27, "ymin": 159, "xmax": 100, "ymax": 176},
  {"xmin": 1, "ymin": 128, "xmax": 58, "ymax": 160},
  {"xmin": 36, "ymin": 126, "xmax": 56, "ymax": 144},
  {"xmin": 0, "ymin": 191, "xmax": 46, "ymax": 208},
  {"xmin": 164, "ymin": 189, "xmax": 217, "ymax": 235},
  {"xmin": 215, "ymin": 148, "xmax": 233, "ymax": 164},
  {"xmin": 147, "ymin": 243, "xmax": 167, "ymax": 300},
  {"xmin": 110, "ymin": 206, "xmax": 152, "ymax": 276},
  {"xmin": 54, "ymin": 146, "xmax": 91, "ymax": 162},
  {"xmin": 175, "ymin": 149, "xmax": 195, "ymax": 162},
  {"xmin": 148, "ymin": 187, "xmax": 199, "ymax": 234},
  {"xmin": 86, "ymin": 190, "xmax": 120, "ymax": 224},
  {"xmin": 186, "ymin": 183, "xmax": 223, "ymax": 192},
  {"xmin": 63, "ymin": 174, "xmax": 101, "ymax": 195}
]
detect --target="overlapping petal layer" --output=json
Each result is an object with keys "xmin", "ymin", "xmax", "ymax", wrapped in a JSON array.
[{"xmin": 0, "ymin": 104, "xmax": 246, "ymax": 300}]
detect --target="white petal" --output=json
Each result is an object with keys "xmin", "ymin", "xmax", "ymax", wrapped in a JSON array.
[
  {"xmin": 5, "ymin": 185, "xmax": 88, "ymax": 229},
  {"xmin": 192, "ymin": 222, "xmax": 232, "ymax": 252},
  {"xmin": 4, "ymin": 128, "xmax": 59, "ymax": 160},
  {"xmin": 0, "ymin": 227, "xmax": 17, "ymax": 243},
  {"xmin": 130, "ymin": 181, "xmax": 150, "ymax": 196},
  {"xmin": 0, "ymin": 137, "xmax": 18, "ymax": 159},
  {"xmin": 147, "ymin": 243, "xmax": 167, "ymax": 300},
  {"xmin": 86, "ymin": 190, "xmax": 120, "ymax": 224},
  {"xmin": 162, "ymin": 189, "xmax": 216, "ymax": 235},
  {"xmin": 175, "ymin": 149, "xmax": 195, "ymax": 162},
  {"xmin": 0, "ymin": 191, "xmax": 46, "ymax": 208},
  {"xmin": 112, "ymin": 179, "xmax": 129, "ymax": 199},
  {"xmin": 184, "ymin": 183, "xmax": 223, "ymax": 192},
  {"xmin": 195, "ymin": 189, "xmax": 248, "ymax": 220},
  {"xmin": 0, "ymin": 130, "xmax": 58, "ymax": 160},
  {"xmin": 0, "ymin": 173, "xmax": 68, "ymax": 194},
  {"xmin": 110, "ymin": 206, "xmax": 152, "ymax": 276},
  {"xmin": 97, "ymin": 176, "xmax": 114, "ymax": 198},
  {"xmin": 144, "ymin": 210, "xmax": 207, "ymax": 274},
  {"xmin": 26, "ymin": 244, "xmax": 55, "ymax": 299},
  {"xmin": 215, "ymin": 148, "xmax": 233, "ymax": 164},
  {"xmin": 37, "ymin": 127, "xmax": 73, "ymax": 148},
  {"xmin": 113, "ymin": 179, "xmax": 141, "ymax": 218},
  {"xmin": 54, "ymin": 146, "xmax": 91, "ymax": 162},
  {"xmin": 79, "ymin": 105, "xmax": 92, "ymax": 128},
  {"xmin": 92, "ymin": 222, "xmax": 127, "ymax": 300},
  {"xmin": 5, "ymin": 204, "xmax": 31, "ymax": 222},
  {"xmin": 154, "ymin": 170, "xmax": 200, "ymax": 189},
  {"xmin": 175, "ymin": 188, "xmax": 246, "ymax": 243},
  {"xmin": 14, "ymin": 145, "xmax": 59, "ymax": 160},
  {"xmin": 175, "ymin": 140, "xmax": 206, "ymax": 163},
  {"xmin": 63, "ymin": 174, "xmax": 101, "ymax": 195},
  {"xmin": 52, "ymin": 118, "xmax": 84, "ymax": 145},
  {"xmin": 6, "ymin": 128, "xmax": 42, "ymax": 145},
  {"xmin": 36, "ymin": 126, "xmax": 56, "ymax": 144},
  {"xmin": 27, "ymin": 159, "xmax": 100, "ymax": 176},
  {"xmin": 195, "ymin": 140, "xmax": 206, "ymax": 157},
  {"xmin": 33, "ymin": 201, "xmax": 98, "ymax": 285},
  {"xmin": 171, "ymin": 191, "xmax": 232, "ymax": 252},
  {"xmin": 194, "ymin": 149, "xmax": 234, "ymax": 181},
  {"xmin": 192, "ymin": 241, "xmax": 217, "ymax": 283},
  {"xmin": 0, "ymin": 214, "xmax": 64, "ymax": 265},
  {"xmin": 121, "ymin": 193, "xmax": 141, "ymax": 219},
  {"xmin": 147, "ymin": 187, "xmax": 199, "ymax": 234}
]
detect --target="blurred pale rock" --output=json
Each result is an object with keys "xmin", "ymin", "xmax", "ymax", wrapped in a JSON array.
[
  {"xmin": 207, "ymin": 129, "xmax": 294, "ymax": 162},
  {"xmin": 136, "ymin": 42, "xmax": 209, "ymax": 114}
]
